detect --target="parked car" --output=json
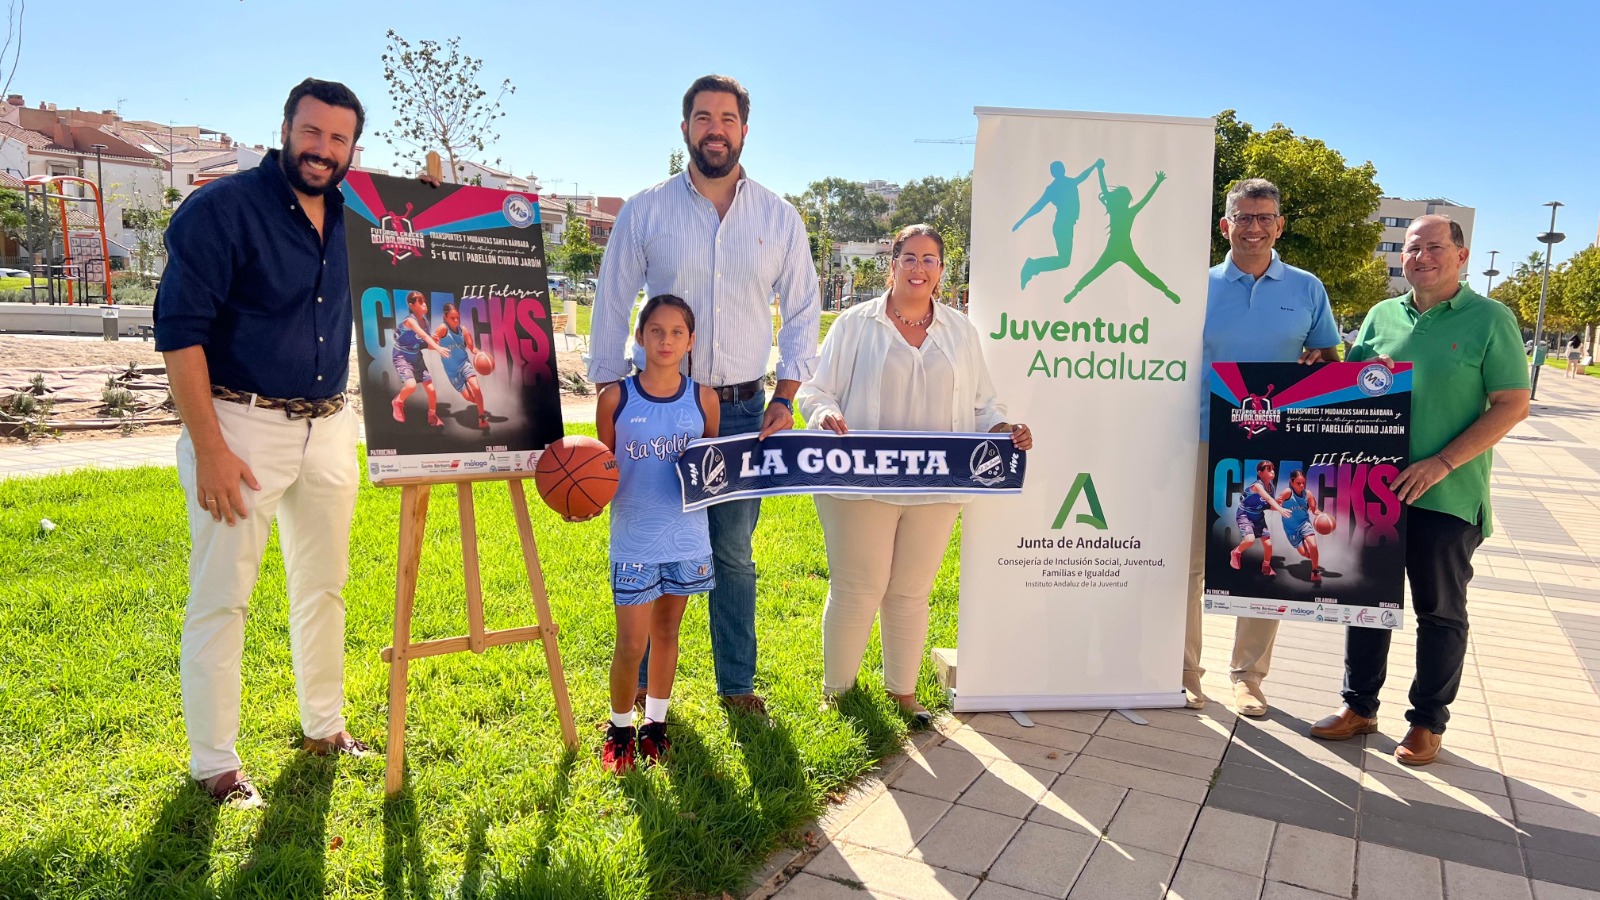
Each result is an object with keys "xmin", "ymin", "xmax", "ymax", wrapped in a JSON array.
[{"xmin": 0, "ymin": 267, "xmax": 28, "ymax": 278}]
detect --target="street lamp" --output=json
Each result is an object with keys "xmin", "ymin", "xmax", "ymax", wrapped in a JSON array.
[
  {"xmin": 1483, "ymin": 249, "xmax": 1500, "ymax": 296},
  {"xmin": 1529, "ymin": 202, "xmax": 1565, "ymax": 401}
]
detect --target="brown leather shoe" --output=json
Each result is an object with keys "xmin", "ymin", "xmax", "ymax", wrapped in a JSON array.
[
  {"xmin": 199, "ymin": 769, "xmax": 264, "ymax": 809},
  {"xmin": 302, "ymin": 731, "xmax": 373, "ymax": 758},
  {"xmin": 1395, "ymin": 726, "xmax": 1442, "ymax": 766},
  {"xmin": 719, "ymin": 693, "xmax": 769, "ymax": 717},
  {"xmin": 1309, "ymin": 707, "xmax": 1379, "ymax": 741}
]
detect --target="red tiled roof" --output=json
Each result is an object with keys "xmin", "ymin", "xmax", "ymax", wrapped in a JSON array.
[{"xmin": 0, "ymin": 121, "xmax": 51, "ymax": 149}]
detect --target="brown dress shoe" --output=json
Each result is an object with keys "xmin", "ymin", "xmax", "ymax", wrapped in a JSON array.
[
  {"xmin": 1309, "ymin": 708, "xmax": 1379, "ymax": 741},
  {"xmin": 199, "ymin": 769, "xmax": 264, "ymax": 809},
  {"xmin": 719, "ymin": 693, "xmax": 769, "ymax": 717},
  {"xmin": 302, "ymin": 731, "xmax": 373, "ymax": 758},
  {"xmin": 1395, "ymin": 726, "xmax": 1441, "ymax": 766}
]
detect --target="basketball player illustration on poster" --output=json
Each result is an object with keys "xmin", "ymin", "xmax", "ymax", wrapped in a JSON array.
[{"xmin": 1204, "ymin": 361, "xmax": 1411, "ymax": 629}]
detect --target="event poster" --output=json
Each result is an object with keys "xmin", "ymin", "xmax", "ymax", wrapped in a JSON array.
[
  {"xmin": 959, "ymin": 108, "xmax": 1215, "ymax": 711},
  {"xmin": 1204, "ymin": 362, "xmax": 1411, "ymax": 629},
  {"xmin": 341, "ymin": 172, "xmax": 563, "ymax": 483}
]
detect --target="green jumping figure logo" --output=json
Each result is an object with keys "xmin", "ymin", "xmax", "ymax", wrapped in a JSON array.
[{"xmin": 1016, "ymin": 161, "xmax": 1181, "ymax": 305}]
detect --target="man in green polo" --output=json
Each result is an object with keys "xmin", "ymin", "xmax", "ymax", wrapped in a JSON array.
[{"xmin": 1309, "ymin": 215, "xmax": 1529, "ymax": 766}]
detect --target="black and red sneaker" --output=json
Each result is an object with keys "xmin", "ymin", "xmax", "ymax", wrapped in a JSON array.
[
  {"xmin": 600, "ymin": 724, "xmax": 636, "ymax": 773},
  {"xmin": 637, "ymin": 720, "xmax": 671, "ymax": 764}
]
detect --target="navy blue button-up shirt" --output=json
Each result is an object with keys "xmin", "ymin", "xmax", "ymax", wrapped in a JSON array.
[{"xmin": 154, "ymin": 149, "xmax": 350, "ymax": 400}]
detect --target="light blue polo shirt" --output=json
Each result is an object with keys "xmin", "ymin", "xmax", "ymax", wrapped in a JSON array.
[{"xmin": 1200, "ymin": 251, "xmax": 1340, "ymax": 440}]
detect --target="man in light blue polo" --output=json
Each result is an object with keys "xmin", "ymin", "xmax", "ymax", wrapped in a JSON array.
[{"xmin": 1184, "ymin": 178, "xmax": 1340, "ymax": 717}]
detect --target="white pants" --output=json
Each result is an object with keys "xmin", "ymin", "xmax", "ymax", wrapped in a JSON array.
[
  {"xmin": 815, "ymin": 496, "xmax": 962, "ymax": 697},
  {"xmin": 177, "ymin": 399, "xmax": 359, "ymax": 780}
]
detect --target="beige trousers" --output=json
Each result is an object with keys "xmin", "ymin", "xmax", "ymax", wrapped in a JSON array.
[
  {"xmin": 177, "ymin": 399, "xmax": 359, "ymax": 780},
  {"xmin": 815, "ymin": 496, "xmax": 962, "ymax": 696},
  {"xmin": 1186, "ymin": 441, "xmax": 1280, "ymax": 687}
]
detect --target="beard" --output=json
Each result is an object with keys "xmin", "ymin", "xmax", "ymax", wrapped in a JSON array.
[
  {"xmin": 685, "ymin": 132, "xmax": 742, "ymax": 179},
  {"xmin": 279, "ymin": 142, "xmax": 351, "ymax": 195}
]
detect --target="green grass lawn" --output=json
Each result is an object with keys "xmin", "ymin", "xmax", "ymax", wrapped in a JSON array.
[{"xmin": 0, "ymin": 427, "xmax": 962, "ymax": 898}]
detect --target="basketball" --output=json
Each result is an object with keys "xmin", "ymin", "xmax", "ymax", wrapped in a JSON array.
[
  {"xmin": 534, "ymin": 436, "xmax": 618, "ymax": 520},
  {"xmin": 1314, "ymin": 513, "xmax": 1335, "ymax": 535},
  {"xmin": 474, "ymin": 351, "xmax": 495, "ymax": 376}
]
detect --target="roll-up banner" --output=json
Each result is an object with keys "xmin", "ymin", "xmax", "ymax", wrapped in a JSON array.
[{"xmin": 957, "ymin": 108, "xmax": 1215, "ymax": 712}]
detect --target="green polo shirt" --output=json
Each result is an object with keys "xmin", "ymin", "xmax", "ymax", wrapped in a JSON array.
[{"xmin": 1348, "ymin": 284, "xmax": 1528, "ymax": 535}]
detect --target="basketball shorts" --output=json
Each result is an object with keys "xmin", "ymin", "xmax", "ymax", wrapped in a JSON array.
[
  {"xmin": 612, "ymin": 555, "xmax": 716, "ymax": 606},
  {"xmin": 393, "ymin": 348, "xmax": 431, "ymax": 384},
  {"xmin": 1288, "ymin": 519, "xmax": 1317, "ymax": 550},
  {"xmin": 447, "ymin": 355, "xmax": 476, "ymax": 393},
  {"xmin": 1236, "ymin": 511, "xmax": 1268, "ymax": 539}
]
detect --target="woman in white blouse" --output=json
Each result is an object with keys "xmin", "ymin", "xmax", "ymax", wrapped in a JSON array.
[{"xmin": 797, "ymin": 224, "xmax": 1032, "ymax": 722}]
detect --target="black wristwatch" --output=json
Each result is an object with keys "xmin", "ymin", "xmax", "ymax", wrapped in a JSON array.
[{"xmin": 768, "ymin": 397, "xmax": 793, "ymax": 412}]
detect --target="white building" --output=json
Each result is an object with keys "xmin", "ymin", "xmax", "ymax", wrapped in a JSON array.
[
  {"xmin": 1373, "ymin": 197, "xmax": 1475, "ymax": 294},
  {"xmin": 861, "ymin": 179, "xmax": 900, "ymax": 208}
]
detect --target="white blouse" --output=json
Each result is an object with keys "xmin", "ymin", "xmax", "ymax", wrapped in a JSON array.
[{"xmin": 796, "ymin": 295, "xmax": 1009, "ymax": 505}]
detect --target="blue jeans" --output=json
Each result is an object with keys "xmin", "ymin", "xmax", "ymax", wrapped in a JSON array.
[{"xmin": 641, "ymin": 387, "xmax": 766, "ymax": 696}]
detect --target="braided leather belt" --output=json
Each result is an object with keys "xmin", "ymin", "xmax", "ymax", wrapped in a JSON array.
[{"xmin": 211, "ymin": 385, "xmax": 346, "ymax": 420}]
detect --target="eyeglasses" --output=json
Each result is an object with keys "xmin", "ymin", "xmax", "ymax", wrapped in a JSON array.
[
  {"xmin": 897, "ymin": 254, "xmax": 943, "ymax": 269},
  {"xmin": 1229, "ymin": 213, "xmax": 1280, "ymax": 227},
  {"xmin": 1402, "ymin": 243, "xmax": 1457, "ymax": 258}
]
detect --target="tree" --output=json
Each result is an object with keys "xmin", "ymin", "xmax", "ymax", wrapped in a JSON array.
[
  {"xmin": 787, "ymin": 178, "xmax": 890, "ymax": 243},
  {"xmin": 1, "ymin": 182, "xmax": 59, "ymax": 261},
  {"xmin": 121, "ymin": 184, "xmax": 173, "ymax": 278},
  {"xmin": 1493, "ymin": 251, "xmax": 1550, "ymax": 331},
  {"xmin": 378, "ymin": 30, "xmax": 515, "ymax": 184},
  {"xmin": 1561, "ymin": 246, "xmax": 1600, "ymax": 342},
  {"xmin": 889, "ymin": 174, "xmax": 971, "ymax": 250},
  {"xmin": 668, "ymin": 149, "xmax": 684, "ymax": 176},
  {"xmin": 555, "ymin": 202, "xmax": 603, "ymax": 280},
  {"xmin": 1211, "ymin": 110, "xmax": 1387, "ymax": 325},
  {"xmin": 850, "ymin": 255, "xmax": 886, "ymax": 297}
]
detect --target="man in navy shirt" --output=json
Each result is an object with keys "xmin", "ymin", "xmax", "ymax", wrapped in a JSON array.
[
  {"xmin": 155, "ymin": 78, "xmax": 369, "ymax": 807},
  {"xmin": 1185, "ymin": 178, "xmax": 1340, "ymax": 718}
]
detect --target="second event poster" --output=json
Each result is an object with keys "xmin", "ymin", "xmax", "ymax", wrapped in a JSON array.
[
  {"xmin": 1204, "ymin": 362, "xmax": 1412, "ymax": 629},
  {"xmin": 341, "ymin": 172, "xmax": 564, "ymax": 482}
]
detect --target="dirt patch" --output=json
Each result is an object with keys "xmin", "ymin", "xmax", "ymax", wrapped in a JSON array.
[{"xmin": 0, "ymin": 335, "xmax": 597, "ymax": 443}]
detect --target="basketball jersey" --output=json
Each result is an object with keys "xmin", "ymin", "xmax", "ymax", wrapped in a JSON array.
[
  {"xmin": 394, "ymin": 315, "xmax": 429, "ymax": 354},
  {"xmin": 1240, "ymin": 482, "xmax": 1272, "ymax": 516},
  {"xmin": 610, "ymin": 375, "xmax": 711, "ymax": 564},
  {"xmin": 439, "ymin": 325, "xmax": 469, "ymax": 368},
  {"xmin": 1283, "ymin": 490, "xmax": 1312, "ymax": 531}
]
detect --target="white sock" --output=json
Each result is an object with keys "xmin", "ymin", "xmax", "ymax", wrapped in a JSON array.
[
  {"xmin": 610, "ymin": 708, "xmax": 635, "ymax": 729},
  {"xmin": 644, "ymin": 695, "xmax": 669, "ymax": 724}
]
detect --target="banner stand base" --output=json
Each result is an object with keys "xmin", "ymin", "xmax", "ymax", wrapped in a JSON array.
[
  {"xmin": 953, "ymin": 691, "xmax": 1183, "ymax": 713},
  {"xmin": 1008, "ymin": 711, "xmax": 1035, "ymax": 728},
  {"xmin": 1115, "ymin": 709, "xmax": 1150, "ymax": 726}
]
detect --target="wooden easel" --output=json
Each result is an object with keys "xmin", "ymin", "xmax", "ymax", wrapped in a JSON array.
[
  {"xmin": 379, "ymin": 152, "xmax": 577, "ymax": 796},
  {"xmin": 382, "ymin": 473, "xmax": 579, "ymax": 795}
]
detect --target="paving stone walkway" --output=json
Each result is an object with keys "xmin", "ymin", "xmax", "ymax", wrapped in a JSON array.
[{"xmin": 762, "ymin": 372, "xmax": 1600, "ymax": 900}]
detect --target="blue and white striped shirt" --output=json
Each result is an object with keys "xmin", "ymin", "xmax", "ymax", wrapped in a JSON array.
[{"xmin": 586, "ymin": 171, "xmax": 821, "ymax": 387}]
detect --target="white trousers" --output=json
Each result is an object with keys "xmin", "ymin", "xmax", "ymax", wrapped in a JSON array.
[
  {"xmin": 177, "ymin": 399, "xmax": 359, "ymax": 780},
  {"xmin": 815, "ymin": 496, "xmax": 962, "ymax": 697}
]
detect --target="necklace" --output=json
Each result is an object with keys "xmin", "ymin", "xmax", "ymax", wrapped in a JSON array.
[{"xmin": 891, "ymin": 304, "xmax": 934, "ymax": 328}]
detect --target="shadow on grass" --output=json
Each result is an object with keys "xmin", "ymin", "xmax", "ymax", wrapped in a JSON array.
[
  {"xmin": 216, "ymin": 751, "xmax": 337, "ymax": 899},
  {"xmin": 488, "ymin": 750, "xmax": 625, "ymax": 899},
  {"xmin": 382, "ymin": 779, "xmax": 432, "ymax": 900}
]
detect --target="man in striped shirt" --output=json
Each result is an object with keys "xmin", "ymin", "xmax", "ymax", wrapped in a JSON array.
[{"xmin": 588, "ymin": 74, "xmax": 822, "ymax": 716}]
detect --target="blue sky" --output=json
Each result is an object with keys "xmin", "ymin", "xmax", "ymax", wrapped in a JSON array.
[{"xmin": 18, "ymin": 0, "xmax": 1597, "ymax": 271}]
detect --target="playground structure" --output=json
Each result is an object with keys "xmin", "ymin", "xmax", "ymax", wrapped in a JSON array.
[{"xmin": 20, "ymin": 175, "xmax": 114, "ymax": 306}]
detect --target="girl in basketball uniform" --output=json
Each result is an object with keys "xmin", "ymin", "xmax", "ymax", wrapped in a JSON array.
[
  {"xmin": 433, "ymin": 303, "xmax": 490, "ymax": 429},
  {"xmin": 1277, "ymin": 469, "xmax": 1324, "ymax": 584},
  {"xmin": 391, "ymin": 290, "xmax": 445, "ymax": 427},
  {"xmin": 1230, "ymin": 460, "xmax": 1290, "ymax": 576},
  {"xmin": 593, "ymin": 294, "xmax": 719, "ymax": 773}
]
